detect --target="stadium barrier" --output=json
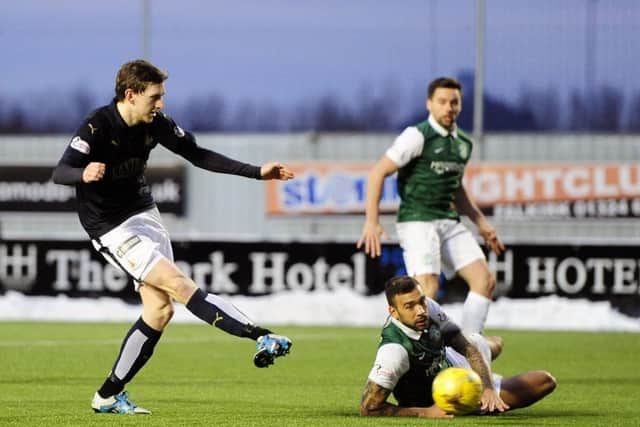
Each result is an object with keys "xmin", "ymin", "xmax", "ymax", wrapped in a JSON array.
[{"xmin": 1, "ymin": 239, "xmax": 639, "ymax": 318}]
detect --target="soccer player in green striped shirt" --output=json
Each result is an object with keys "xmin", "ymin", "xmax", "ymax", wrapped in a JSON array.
[
  {"xmin": 359, "ymin": 276, "xmax": 556, "ymax": 418},
  {"xmin": 358, "ymin": 77, "xmax": 504, "ymax": 334}
]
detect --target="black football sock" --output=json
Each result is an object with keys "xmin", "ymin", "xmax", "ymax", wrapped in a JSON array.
[
  {"xmin": 97, "ymin": 373, "xmax": 124, "ymax": 399},
  {"xmin": 186, "ymin": 288, "xmax": 271, "ymax": 339},
  {"xmin": 97, "ymin": 317, "xmax": 162, "ymax": 398}
]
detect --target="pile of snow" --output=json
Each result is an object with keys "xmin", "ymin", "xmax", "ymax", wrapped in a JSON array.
[{"xmin": 0, "ymin": 290, "xmax": 638, "ymax": 331}]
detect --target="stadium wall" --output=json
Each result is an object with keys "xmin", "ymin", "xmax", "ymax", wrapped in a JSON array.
[
  {"xmin": 1, "ymin": 133, "xmax": 639, "ymax": 243},
  {"xmin": 1, "ymin": 133, "xmax": 639, "ymax": 328}
]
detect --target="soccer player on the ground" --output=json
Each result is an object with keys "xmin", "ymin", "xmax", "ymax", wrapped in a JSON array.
[
  {"xmin": 357, "ymin": 77, "xmax": 504, "ymax": 334},
  {"xmin": 52, "ymin": 59, "xmax": 294, "ymax": 415},
  {"xmin": 359, "ymin": 276, "xmax": 556, "ymax": 418}
]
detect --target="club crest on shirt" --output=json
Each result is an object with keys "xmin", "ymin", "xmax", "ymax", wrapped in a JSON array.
[
  {"xmin": 427, "ymin": 324, "xmax": 442, "ymax": 343},
  {"xmin": 458, "ymin": 143, "xmax": 469, "ymax": 160},
  {"xmin": 70, "ymin": 136, "xmax": 90, "ymax": 154}
]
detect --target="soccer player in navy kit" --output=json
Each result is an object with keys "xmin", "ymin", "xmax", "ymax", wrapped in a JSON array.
[{"xmin": 52, "ymin": 59, "xmax": 293, "ymax": 414}]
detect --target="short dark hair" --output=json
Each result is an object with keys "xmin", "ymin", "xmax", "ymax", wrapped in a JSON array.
[
  {"xmin": 115, "ymin": 59, "xmax": 168, "ymax": 101},
  {"xmin": 427, "ymin": 77, "xmax": 462, "ymax": 99},
  {"xmin": 384, "ymin": 276, "xmax": 419, "ymax": 307}
]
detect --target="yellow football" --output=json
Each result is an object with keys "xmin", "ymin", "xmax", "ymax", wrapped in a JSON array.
[{"xmin": 432, "ymin": 367, "xmax": 483, "ymax": 415}]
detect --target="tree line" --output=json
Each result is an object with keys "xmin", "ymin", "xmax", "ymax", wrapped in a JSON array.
[{"xmin": 1, "ymin": 71, "xmax": 638, "ymax": 134}]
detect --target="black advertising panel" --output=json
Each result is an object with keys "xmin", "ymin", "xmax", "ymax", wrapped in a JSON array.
[
  {"xmin": 0, "ymin": 240, "xmax": 387, "ymax": 300},
  {"xmin": 485, "ymin": 244, "xmax": 640, "ymax": 317},
  {"xmin": 0, "ymin": 166, "xmax": 186, "ymax": 215},
  {"xmin": 0, "ymin": 239, "xmax": 638, "ymax": 317}
]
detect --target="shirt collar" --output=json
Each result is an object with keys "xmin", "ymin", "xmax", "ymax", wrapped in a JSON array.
[
  {"xmin": 109, "ymin": 98, "xmax": 130, "ymax": 130},
  {"xmin": 428, "ymin": 114, "xmax": 458, "ymax": 138},
  {"xmin": 389, "ymin": 316, "xmax": 423, "ymax": 340}
]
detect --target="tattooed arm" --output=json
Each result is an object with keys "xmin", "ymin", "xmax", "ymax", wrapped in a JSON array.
[
  {"xmin": 449, "ymin": 333, "xmax": 494, "ymax": 388},
  {"xmin": 448, "ymin": 332, "xmax": 509, "ymax": 413},
  {"xmin": 359, "ymin": 380, "xmax": 452, "ymax": 418}
]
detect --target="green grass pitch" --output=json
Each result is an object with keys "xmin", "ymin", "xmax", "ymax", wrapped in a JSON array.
[{"xmin": 1, "ymin": 322, "xmax": 639, "ymax": 426}]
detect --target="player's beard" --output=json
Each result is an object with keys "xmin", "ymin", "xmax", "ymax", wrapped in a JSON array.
[
  {"xmin": 414, "ymin": 315, "xmax": 427, "ymax": 331},
  {"xmin": 437, "ymin": 114, "xmax": 456, "ymax": 130}
]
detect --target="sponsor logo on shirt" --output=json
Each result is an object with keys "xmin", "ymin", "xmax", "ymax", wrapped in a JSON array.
[
  {"xmin": 424, "ymin": 353, "xmax": 445, "ymax": 376},
  {"xmin": 430, "ymin": 161, "xmax": 464, "ymax": 175},
  {"xmin": 70, "ymin": 136, "xmax": 90, "ymax": 155},
  {"xmin": 111, "ymin": 158, "xmax": 147, "ymax": 180},
  {"xmin": 174, "ymin": 125, "xmax": 185, "ymax": 138}
]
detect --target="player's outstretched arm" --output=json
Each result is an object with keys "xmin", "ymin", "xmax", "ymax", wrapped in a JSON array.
[
  {"xmin": 454, "ymin": 185, "xmax": 505, "ymax": 255},
  {"xmin": 359, "ymin": 380, "xmax": 452, "ymax": 418},
  {"xmin": 356, "ymin": 156, "xmax": 398, "ymax": 258},
  {"xmin": 476, "ymin": 216, "xmax": 505, "ymax": 255},
  {"xmin": 259, "ymin": 162, "xmax": 294, "ymax": 181},
  {"xmin": 357, "ymin": 221, "xmax": 389, "ymax": 259},
  {"xmin": 449, "ymin": 332, "xmax": 509, "ymax": 413}
]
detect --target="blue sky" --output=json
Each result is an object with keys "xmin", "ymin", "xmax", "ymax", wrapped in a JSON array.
[{"xmin": 1, "ymin": 0, "xmax": 638, "ymax": 122}]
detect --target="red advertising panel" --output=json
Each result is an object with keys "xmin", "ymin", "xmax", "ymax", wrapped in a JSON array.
[
  {"xmin": 464, "ymin": 163, "xmax": 640, "ymax": 205},
  {"xmin": 266, "ymin": 162, "xmax": 640, "ymax": 218}
]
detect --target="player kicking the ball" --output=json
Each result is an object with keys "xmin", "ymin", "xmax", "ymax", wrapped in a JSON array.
[
  {"xmin": 359, "ymin": 276, "xmax": 556, "ymax": 418},
  {"xmin": 52, "ymin": 59, "xmax": 293, "ymax": 415}
]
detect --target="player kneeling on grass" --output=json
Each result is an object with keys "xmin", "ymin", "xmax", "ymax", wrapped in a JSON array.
[{"xmin": 359, "ymin": 276, "xmax": 556, "ymax": 418}]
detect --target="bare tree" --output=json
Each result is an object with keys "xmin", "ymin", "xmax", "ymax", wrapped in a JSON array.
[
  {"xmin": 625, "ymin": 92, "xmax": 640, "ymax": 131},
  {"xmin": 182, "ymin": 94, "xmax": 226, "ymax": 131}
]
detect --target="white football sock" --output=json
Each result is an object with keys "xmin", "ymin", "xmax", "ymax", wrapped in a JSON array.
[{"xmin": 461, "ymin": 291, "xmax": 491, "ymax": 334}]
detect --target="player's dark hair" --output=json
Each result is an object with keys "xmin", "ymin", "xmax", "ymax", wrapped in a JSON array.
[
  {"xmin": 428, "ymin": 77, "xmax": 462, "ymax": 99},
  {"xmin": 115, "ymin": 59, "xmax": 168, "ymax": 101},
  {"xmin": 384, "ymin": 276, "xmax": 419, "ymax": 307}
]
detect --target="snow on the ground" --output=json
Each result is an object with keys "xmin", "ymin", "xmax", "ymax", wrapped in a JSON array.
[{"xmin": 1, "ymin": 290, "xmax": 638, "ymax": 331}]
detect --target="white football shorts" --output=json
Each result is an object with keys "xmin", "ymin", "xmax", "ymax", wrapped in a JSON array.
[
  {"xmin": 91, "ymin": 207, "xmax": 173, "ymax": 290},
  {"xmin": 396, "ymin": 219, "xmax": 485, "ymax": 279}
]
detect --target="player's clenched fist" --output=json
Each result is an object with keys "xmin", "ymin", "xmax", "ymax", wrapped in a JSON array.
[{"xmin": 83, "ymin": 162, "xmax": 106, "ymax": 183}]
